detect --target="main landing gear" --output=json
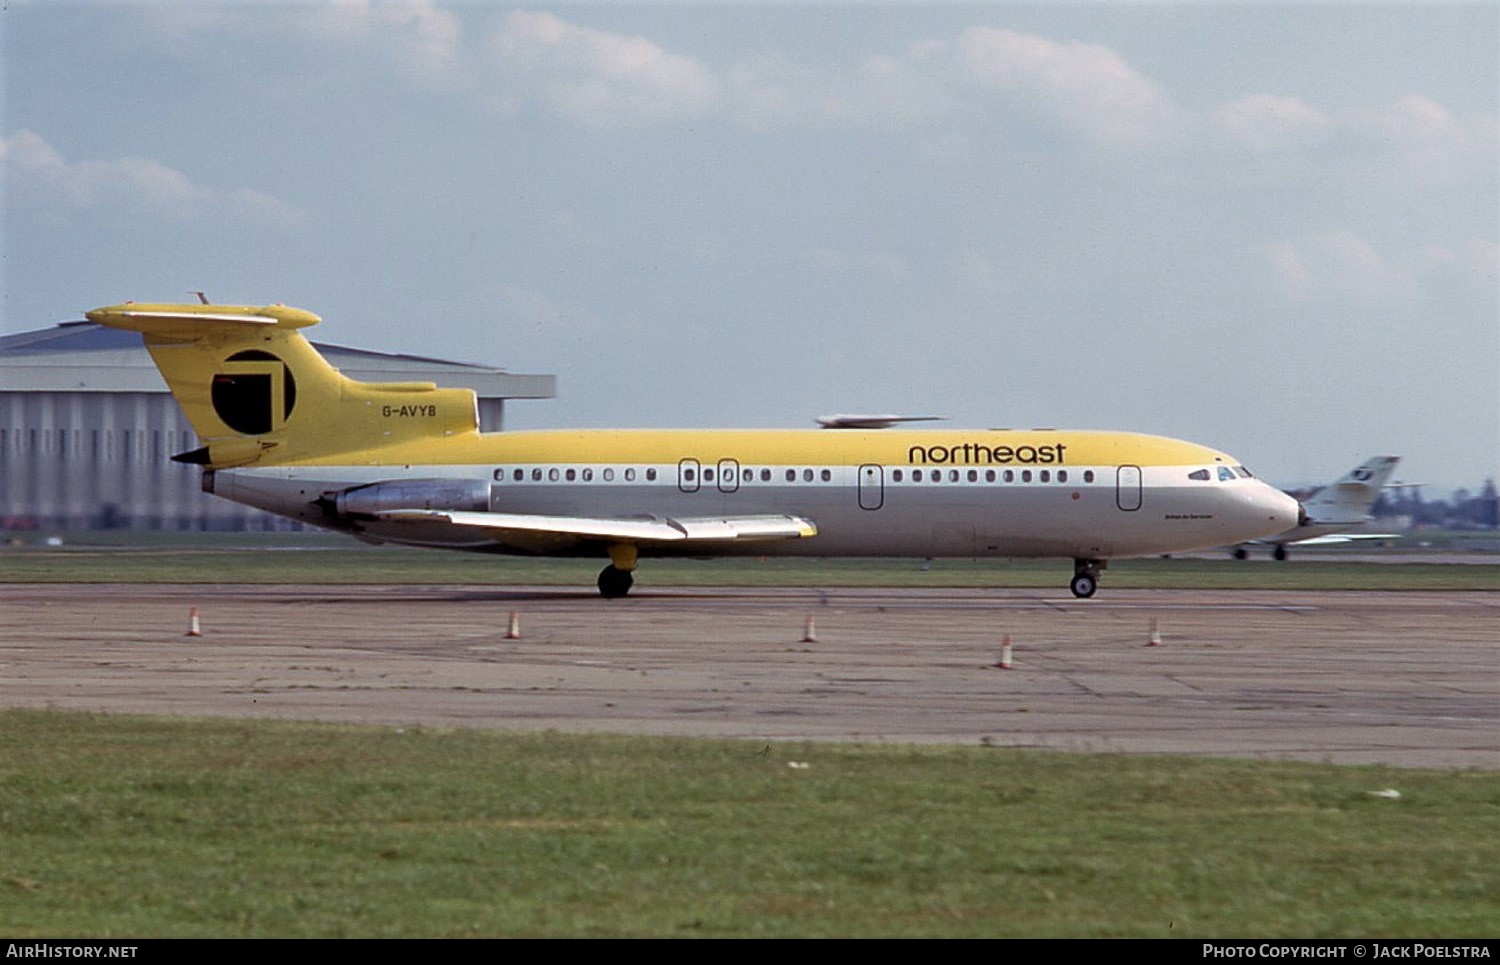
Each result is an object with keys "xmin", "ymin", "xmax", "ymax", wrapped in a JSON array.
[
  {"xmin": 597, "ymin": 543, "xmax": 638, "ymax": 599},
  {"xmin": 1070, "ymin": 558, "xmax": 1105, "ymax": 598},
  {"xmin": 597, "ymin": 565, "xmax": 634, "ymax": 599}
]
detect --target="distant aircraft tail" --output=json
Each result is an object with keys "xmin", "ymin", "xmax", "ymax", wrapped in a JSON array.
[
  {"xmin": 86, "ymin": 303, "xmax": 479, "ymax": 468},
  {"xmin": 1300, "ymin": 455, "xmax": 1401, "ymax": 525}
]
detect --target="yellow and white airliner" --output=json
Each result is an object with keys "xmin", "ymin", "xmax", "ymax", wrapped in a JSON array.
[{"xmin": 86, "ymin": 302, "xmax": 1301, "ymax": 598}]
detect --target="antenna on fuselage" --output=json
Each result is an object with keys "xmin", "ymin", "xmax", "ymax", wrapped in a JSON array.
[{"xmin": 190, "ymin": 291, "xmax": 210, "ymax": 305}]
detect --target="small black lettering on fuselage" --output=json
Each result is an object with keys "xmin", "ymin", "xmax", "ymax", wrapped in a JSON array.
[
  {"xmin": 382, "ymin": 404, "xmax": 437, "ymax": 418},
  {"xmin": 907, "ymin": 442, "xmax": 1067, "ymax": 465}
]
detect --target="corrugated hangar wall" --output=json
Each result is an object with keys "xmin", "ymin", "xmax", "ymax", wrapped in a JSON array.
[
  {"xmin": 0, "ymin": 392, "xmax": 269, "ymax": 531},
  {"xmin": 2, "ymin": 322, "xmax": 555, "ymax": 532}
]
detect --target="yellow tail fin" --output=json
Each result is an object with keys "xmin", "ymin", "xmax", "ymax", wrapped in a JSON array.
[{"xmin": 86, "ymin": 303, "xmax": 478, "ymax": 468}]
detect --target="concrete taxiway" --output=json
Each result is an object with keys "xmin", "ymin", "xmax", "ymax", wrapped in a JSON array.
[{"xmin": 2, "ymin": 583, "xmax": 1496, "ymax": 769}]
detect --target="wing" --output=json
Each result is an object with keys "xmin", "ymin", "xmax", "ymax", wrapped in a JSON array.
[{"xmin": 372, "ymin": 509, "xmax": 817, "ymax": 553}]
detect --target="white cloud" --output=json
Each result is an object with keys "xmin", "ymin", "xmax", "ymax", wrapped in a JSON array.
[
  {"xmin": 148, "ymin": 0, "xmax": 465, "ymax": 86},
  {"xmin": 1350, "ymin": 94, "xmax": 1496, "ymax": 186},
  {"xmin": 1249, "ymin": 229, "xmax": 1498, "ymax": 303},
  {"xmin": 1210, "ymin": 91, "xmax": 1495, "ymax": 190},
  {"xmin": 1250, "ymin": 230, "xmax": 1394, "ymax": 302},
  {"xmin": 953, "ymin": 27, "xmax": 1180, "ymax": 148},
  {"xmin": 2, "ymin": 129, "xmax": 307, "ymax": 224},
  {"xmin": 483, "ymin": 11, "xmax": 720, "ymax": 126},
  {"xmin": 725, "ymin": 47, "xmax": 953, "ymax": 131},
  {"xmin": 1214, "ymin": 94, "xmax": 1329, "ymax": 152}
]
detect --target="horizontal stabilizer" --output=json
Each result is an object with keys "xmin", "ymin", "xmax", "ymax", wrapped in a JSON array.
[
  {"xmin": 817, "ymin": 414, "xmax": 944, "ymax": 430},
  {"xmin": 87, "ymin": 303, "xmax": 321, "ymax": 338},
  {"xmin": 1277, "ymin": 533, "xmax": 1402, "ymax": 547}
]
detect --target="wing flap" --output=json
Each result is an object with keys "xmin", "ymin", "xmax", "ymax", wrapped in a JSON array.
[{"xmin": 375, "ymin": 509, "xmax": 817, "ymax": 544}]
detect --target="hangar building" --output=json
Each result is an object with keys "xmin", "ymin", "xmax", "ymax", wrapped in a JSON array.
[{"xmin": 1, "ymin": 321, "xmax": 556, "ymax": 531}]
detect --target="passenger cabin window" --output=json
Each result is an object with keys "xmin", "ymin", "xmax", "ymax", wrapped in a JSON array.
[
  {"xmin": 647, "ymin": 468, "xmax": 657, "ymax": 481},
  {"xmin": 893, "ymin": 469, "xmax": 904, "ymax": 482},
  {"xmin": 1084, "ymin": 470, "xmax": 1095, "ymax": 483},
  {"xmin": 603, "ymin": 468, "xmax": 615, "ymax": 481},
  {"xmin": 821, "ymin": 469, "xmax": 832, "ymax": 482},
  {"xmin": 625, "ymin": 468, "xmax": 637, "ymax": 481}
]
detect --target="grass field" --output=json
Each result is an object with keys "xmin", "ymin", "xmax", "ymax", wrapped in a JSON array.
[{"xmin": 2, "ymin": 710, "xmax": 1497, "ymax": 938}]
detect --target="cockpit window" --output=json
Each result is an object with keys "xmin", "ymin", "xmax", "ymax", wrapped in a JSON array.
[
  {"xmin": 1188, "ymin": 469, "xmax": 1211, "ymax": 481},
  {"xmin": 1218, "ymin": 466, "xmax": 1236, "ymax": 482},
  {"xmin": 1235, "ymin": 466, "xmax": 1254, "ymax": 478}
]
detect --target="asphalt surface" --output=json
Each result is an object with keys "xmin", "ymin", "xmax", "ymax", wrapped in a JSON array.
[{"xmin": 2, "ymin": 583, "xmax": 1497, "ymax": 768}]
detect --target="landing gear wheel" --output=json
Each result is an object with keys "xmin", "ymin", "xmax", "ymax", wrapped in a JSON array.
[
  {"xmin": 1273, "ymin": 545, "xmax": 1288, "ymax": 562},
  {"xmin": 1233, "ymin": 547, "xmax": 1249, "ymax": 561},
  {"xmin": 597, "ymin": 564, "xmax": 634, "ymax": 599},
  {"xmin": 1070, "ymin": 558, "xmax": 1104, "ymax": 598}
]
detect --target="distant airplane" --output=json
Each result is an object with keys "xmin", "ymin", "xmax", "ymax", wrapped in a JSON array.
[
  {"xmin": 1232, "ymin": 455, "xmax": 1402, "ymax": 560},
  {"xmin": 86, "ymin": 301, "xmax": 1300, "ymax": 598}
]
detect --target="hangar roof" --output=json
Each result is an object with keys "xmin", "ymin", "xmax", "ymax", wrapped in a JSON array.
[{"xmin": 0, "ymin": 322, "xmax": 556, "ymax": 400}]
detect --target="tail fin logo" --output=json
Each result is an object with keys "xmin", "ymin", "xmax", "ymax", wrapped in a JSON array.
[{"xmin": 211, "ymin": 350, "xmax": 298, "ymax": 435}]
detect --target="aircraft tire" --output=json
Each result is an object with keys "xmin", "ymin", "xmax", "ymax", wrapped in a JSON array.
[
  {"xmin": 1069, "ymin": 573, "xmax": 1097, "ymax": 598},
  {"xmin": 1273, "ymin": 545, "xmax": 1288, "ymax": 562},
  {"xmin": 598, "ymin": 565, "xmax": 634, "ymax": 599}
]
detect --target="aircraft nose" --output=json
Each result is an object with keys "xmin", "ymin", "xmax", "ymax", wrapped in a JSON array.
[{"xmin": 1259, "ymin": 484, "xmax": 1302, "ymax": 533}]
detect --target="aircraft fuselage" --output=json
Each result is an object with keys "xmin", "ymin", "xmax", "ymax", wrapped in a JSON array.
[{"xmin": 209, "ymin": 427, "xmax": 1298, "ymax": 562}]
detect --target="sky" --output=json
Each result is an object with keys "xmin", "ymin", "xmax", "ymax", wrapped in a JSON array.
[{"xmin": 3, "ymin": 1, "xmax": 1496, "ymax": 493}]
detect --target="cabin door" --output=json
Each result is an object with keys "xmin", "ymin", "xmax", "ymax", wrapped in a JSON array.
[
  {"xmin": 1116, "ymin": 465, "xmax": 1142, "ymax": 511},
  {"xmin": 858, "ymin": 464, "xmax": 884, "ymax": 510}
]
